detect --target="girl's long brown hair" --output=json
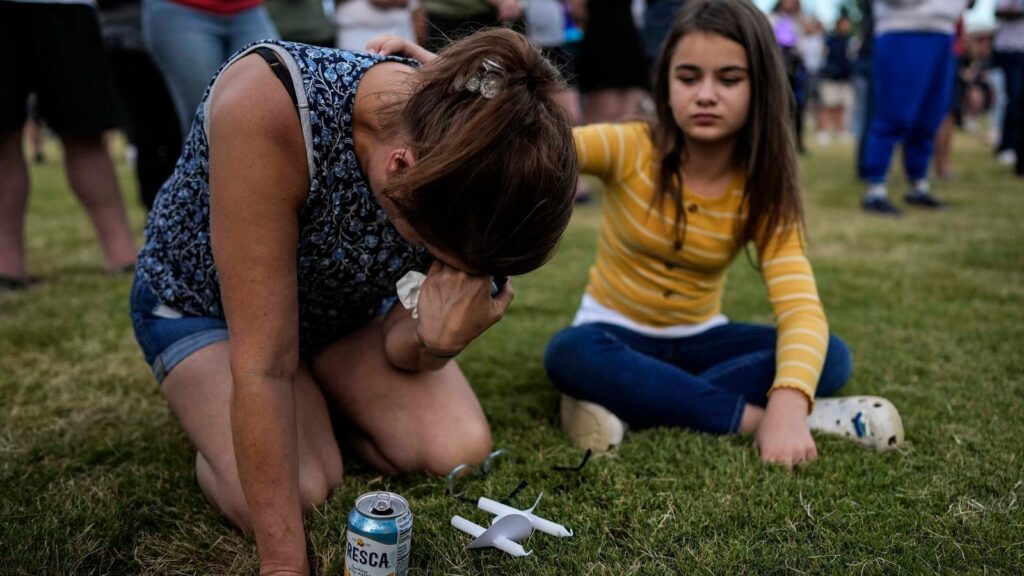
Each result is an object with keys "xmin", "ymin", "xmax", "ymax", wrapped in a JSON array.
[{"xmin": 650, "ymin": 0, "xmax": 803, "ymax": 253}]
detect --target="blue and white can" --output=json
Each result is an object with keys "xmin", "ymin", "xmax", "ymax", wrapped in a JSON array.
[{"xmin": 345, "ymin": 491, "xmax": 412, "ymax": 576}]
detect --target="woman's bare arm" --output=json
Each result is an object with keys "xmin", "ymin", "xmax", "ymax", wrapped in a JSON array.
[{"xmin": 208, "ymin": 54, "xmax": 312, "ymax": 576}]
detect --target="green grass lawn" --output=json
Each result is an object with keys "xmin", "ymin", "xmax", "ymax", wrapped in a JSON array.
[{"xmin": 2, "ymin": 134, "xmax": 1022, "ymax": 575}]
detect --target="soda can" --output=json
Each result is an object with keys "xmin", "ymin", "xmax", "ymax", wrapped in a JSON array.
[{"xmin": 345, "ymin": 491, "xmax": 413, "ymax": 576}]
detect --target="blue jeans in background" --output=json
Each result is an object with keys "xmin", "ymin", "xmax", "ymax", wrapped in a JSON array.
[
  {"xmin": 860, "ymin": 32, "xmax": 954, "ymax": 184},
  {"xmin": 142, "ymin": 0, "xmax": 279, "ymax": 135},
  {"xmin": 544, "ymin": 322, "xmax": 852, "ymax": 435}
]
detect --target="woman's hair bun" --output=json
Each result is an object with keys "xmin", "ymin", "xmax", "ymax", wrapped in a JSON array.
[{"xmin": 384, "ymin": 27, "xmax": 578, "ymax": 276}]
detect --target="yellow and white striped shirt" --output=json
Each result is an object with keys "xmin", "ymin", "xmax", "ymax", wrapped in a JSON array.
[{"xmin": 575, "ymin": 122, "xmax": 829, "ymax": 405}]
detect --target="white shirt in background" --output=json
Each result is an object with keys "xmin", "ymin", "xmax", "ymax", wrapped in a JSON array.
[
  {"xmin": 994, "ymin": 0, "xmax": 1024, "ymax": 53},
  {"xmin": 525, "ymin": 0, "xmax": 565, "ymax": 48},
  {"xmin": 335, "ymin": 0, "xmax": 418, "ymax": 52}
]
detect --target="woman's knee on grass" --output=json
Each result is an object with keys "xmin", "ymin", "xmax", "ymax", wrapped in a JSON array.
[
  {"xmin": 382, "ymin": 412, "xmax": 493, "ymax": 476},
  {"xmin": 421, "ymin": 416, "xmax": 493, "ymax": 476},
  {"xmin": 298, "ymin": 445, "xmax": 345, "ymax": 512}
]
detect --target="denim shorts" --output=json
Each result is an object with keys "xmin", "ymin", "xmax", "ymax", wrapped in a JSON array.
[{"xmin": 129, "ymin": 274, "xmax": 228, "ymax": 383}]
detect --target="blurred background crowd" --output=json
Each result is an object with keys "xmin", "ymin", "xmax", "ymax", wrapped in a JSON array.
[{"xmin": 1, "ymin": 0, "xmax": 1022, "ymax": 288}]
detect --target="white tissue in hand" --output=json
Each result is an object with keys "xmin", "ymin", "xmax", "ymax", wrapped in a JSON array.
[{"xmin": 395, "ymin": 270, "xmax": 427, "ymax": 318}]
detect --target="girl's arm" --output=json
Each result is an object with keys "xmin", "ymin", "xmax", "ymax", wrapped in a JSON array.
[
  {"xmin": 382, "ymin": 262, "xmax": 514, "ymax": 371},
  {"xmin": 208, "ymin": 56, "xmax": 312, "ymax": 575},
  {"xmin": 754, "ymin": 227, "xmax": 830, "ymax": 468},
  {"xmin": 573, "ymin": 122, "xmax": 645, "ymax": 182}
]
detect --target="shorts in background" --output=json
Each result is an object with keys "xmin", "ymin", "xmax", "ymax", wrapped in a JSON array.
[{"xmin": 0, "ymin": 2, "xmax": 120, "ymax": 133}]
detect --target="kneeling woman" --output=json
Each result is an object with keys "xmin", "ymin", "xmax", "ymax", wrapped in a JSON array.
[{"xmin": 130, "ymin": 30, "xmax": 576, "ymax": 574}]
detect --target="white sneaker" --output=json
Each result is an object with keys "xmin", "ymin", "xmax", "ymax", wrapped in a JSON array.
[
  {"xmin": 997, "ymin": 149, "xmax": 1017, "ymax": 166},
  {"xmin": 559, "ymin": 394, "xmax": 626, "ymax": 453},
  {"xmin": 807, "ymin": 396, "xmax": 904, "ymax": 450}
]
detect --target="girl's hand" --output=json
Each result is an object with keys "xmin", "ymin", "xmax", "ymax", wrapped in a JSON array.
[
  {"xmin": 365, "ymin": 34, "xmax": 438, "ymax": 63},
  {"xmin": 415, "ymin": 260, "xmax": 513, "ymax": 356},
  {"xmin": 754, "ymin": 388, "xmax": 817, "ymax": 470}
]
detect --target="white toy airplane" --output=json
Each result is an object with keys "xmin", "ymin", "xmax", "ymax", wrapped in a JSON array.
[
  {"xmin": 451, "ymin": 513, "xmax": 534, "ymax": 557},
  {"xmin": 451, "ymin": 492, "xmax": 573, "ymax": 557}
]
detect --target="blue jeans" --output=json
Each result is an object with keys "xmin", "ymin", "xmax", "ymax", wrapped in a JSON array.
[
  {"xmin": 544, "ymin": 323, "xmax": 852, "ymax": 434},
  {"xmin": 129, "ymin": 274, "xmax": 228, "ymax": 383},
  {"xmin": 142, "ymin": 0, "xmax": 278, "ymax": 134},
  {"xmin": 861, "ymin": 32, "xmax": 954, "ymax": 184}
]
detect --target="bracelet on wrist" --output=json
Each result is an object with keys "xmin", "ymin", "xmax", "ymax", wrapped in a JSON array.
[{"xmin": 416, "ymin": 331, "xmax": 462, "ymax": 359}]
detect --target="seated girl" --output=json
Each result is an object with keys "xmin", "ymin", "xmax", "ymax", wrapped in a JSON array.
[{"xmin": 543, "ymin": 0, "xmax": 904, "ymax": 466}]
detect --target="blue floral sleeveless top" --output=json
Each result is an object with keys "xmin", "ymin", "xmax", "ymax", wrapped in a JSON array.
[{"xmin": 137, "ymin": 41, "xmax": 429, "ymax": 356}]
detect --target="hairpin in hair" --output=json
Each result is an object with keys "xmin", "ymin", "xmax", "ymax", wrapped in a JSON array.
[{"xmin": 453, "ymin": 58, "xmax": 505, "ymax": 99}]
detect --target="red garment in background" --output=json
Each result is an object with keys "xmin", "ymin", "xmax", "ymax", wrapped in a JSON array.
[
  {"xmin": 953, "ymin": 18, "xmax": 966, "ymax": 56},
  {"xmin": 170, "ymin": 0, "xmax": 261, "ymax": 15}
]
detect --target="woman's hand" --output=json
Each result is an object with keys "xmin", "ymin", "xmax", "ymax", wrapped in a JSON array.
[
  {"xmin": 754, "ymin": 388, "xmax": 817, "ymax": 470},
  {"xmin": 365, "ymin": 34, "xmax": 438, "ymax": 63},
  {"xmin": 414, "ymin": 261, "xmax": 513, "ymax": 356}
]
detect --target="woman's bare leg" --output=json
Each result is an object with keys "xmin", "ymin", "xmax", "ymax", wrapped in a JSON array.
[
  {"xmin": 311, "ymin": 315, "xmax": 492, "ymax": 476},
  {"xmin": 161, "ymin": 341, "xmax": 344, "ymax": 530}
]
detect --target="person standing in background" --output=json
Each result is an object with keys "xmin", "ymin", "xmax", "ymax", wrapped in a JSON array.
[
  {"xmin": 994, "ymin": 0, "xmax": 1024, "ymax": 168},
  {"xmin": 525, "ymin": 0, "xmax": 581, "ymax": 123},
  {"xmin": 423, "ymin": 0, "xmax": 522, "ymax": 52},
  {"xmin": 859, "ymin": 0, "xmax": 971, "ymax": 215},
  {"xmin": 642, "ymin": 0, "xmax": 685, "ymax": 70},
  {"xmin": 100, "ymin": 0, "xmax": 183, "ymax": 211},
  {"xmin": 574, "ymin": 0, "xmax": 649, "ymax": 123},
  {"xmin": 527, "ymin": 0, "xmax": 593, "ymax": 200},
  {"xmin": 817, "ymin": 13, "xmax": 855, "ymax": 144},
  {"xmin": 800, "ymin": 17, "xmax": 826, "ymax": 143},
  {"xmin": 932, "ymin": 17, "xmax": 969, "ymax": 180},
  {"xmin": 0, "ymin": 0, "xmax": 138, "ymax": 290},
  {"xmin": 142, "ymin": 0, "xmax": 280, "ymax": 135},
  {"xmin": 265, "ymin": 0, "xmax": 335, "ymax": 46},
  {"xmin": 771, "ymin": 0, "xmax": 810, "ymax": 153},
  {"xmin": 853, "ymin": 0, "xmax": 875, "ymax": 178}
]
